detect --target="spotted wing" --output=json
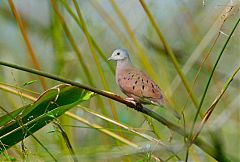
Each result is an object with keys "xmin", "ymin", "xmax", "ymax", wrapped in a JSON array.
[{"xmin": 117, "ymin": 70, "xmax": 164, "ymax": 104}]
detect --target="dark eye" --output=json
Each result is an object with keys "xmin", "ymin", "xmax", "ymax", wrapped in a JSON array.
[{"xmin": 117, "ymin": 52, "xmax": 120, "ymax": 55}]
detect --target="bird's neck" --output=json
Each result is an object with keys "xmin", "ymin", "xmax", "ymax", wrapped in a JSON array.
[{"xmin": 116, "ymin": 59, "xmax": 133, "ymax": 76}]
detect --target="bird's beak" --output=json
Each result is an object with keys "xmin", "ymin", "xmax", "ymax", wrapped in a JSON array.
[{"xmin": 108, "ymin": 56, "xmax": 113, "ymax": 61}]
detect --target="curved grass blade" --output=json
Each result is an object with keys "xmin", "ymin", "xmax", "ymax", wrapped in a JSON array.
[{"xmin": 0, "ymin": 84, "xmax": 94, "ymax": 152}]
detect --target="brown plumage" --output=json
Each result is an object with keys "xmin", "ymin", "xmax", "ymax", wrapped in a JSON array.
[{"xmin": 108, "ymin": 48, "xmax": 165, "ymax": 106}]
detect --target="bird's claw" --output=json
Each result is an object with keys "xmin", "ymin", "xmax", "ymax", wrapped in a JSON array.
[
  {"xmin": 125, "ymin": 97, "xmax": 135, "ymax": 101},
  {"xmin": 125, "ymin": 98, "xmax": 143, "ymax": 111},
  {"xmin": 125, "ymin": 97, "xmax": 137, "ymax": 106}
]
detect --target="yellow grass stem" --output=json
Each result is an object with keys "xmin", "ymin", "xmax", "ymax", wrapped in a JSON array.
[
  {"xmin": 71, "ymin": 0, "xmax": 120, "ymax": 124},
  {"xmin": 51, "ymin": 0, "xmax": 94, "ymax": 86},
  {"xmin": 90, "ymin": 1, "xmax": 132, "ymax": 51},
  {"xmin": 139, "ymin": 0, "xmax": 199, "ymax": 110},
  {"xmin": 59, "ymin": 0, "xmax": 114, "ymax": 74},
  {"xmin": 8, "ymin": 0, "xmax": 48, "ymax": 90}
]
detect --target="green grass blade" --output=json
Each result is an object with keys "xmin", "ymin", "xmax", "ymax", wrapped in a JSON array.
[
  {"xmin": 139, "ymin": 0, "xmax": 199, "ymax": 110},
  {"xmin": 190, "ymin": 16, "xmax": 240, "ymax": 137},
  {"xmin": 0, "ymin": 84, "xmax": 94, "ymax": 152}
]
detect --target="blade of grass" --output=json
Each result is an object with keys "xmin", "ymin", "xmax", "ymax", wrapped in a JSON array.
[
  {"xmin": 191, "ymin": 66, "xmax": 240, "ymax": 143},
  {"xmin": 0, "ymin": 85, "xmax": 93, "ymax": 148},
  {"xmin": 53, "ymin": 0, "xmax": 111, "ymax": 145},
  {"xmin": 0, "ymin": 82, "xmax": 165, "ymax": 146},
  {"xmin": 65, "ymin": 112, "xmax": 162, "ymax": 161},
  {"xmin": 50, "ymin": 2, "xmax": 76, "ymax": 153},
  {"xmin": 0, "ymin": 82, "xmax": 39, "ymax": 95},
  {"xmin": 185, "ymin": 66, "xmax": 240, "ymax": 162},
  {"xmin": 0, "ymin": 84, "xmax": 163, "ymax": 161},
  {"xmin": 210, "ymin": 94, "xmax": 240, "ymax": 131},
  {"xmin": 0, "ymin": 105, "xmax": 57, "ymax": 162},
  {"xmin": 71, "ymin": 0, "xmax": 120, "ymax": 124},
  {"xmin": 59, "ymin": 0, "xmax": 114, "ymax": 74},
  {"xmin": 8, "ymin": 0, "xmax": 47, "ymax": 90},
  {"xmin": 190, "ymin": 15, "xmax": 240, "ymax": 138},
  {"xmin": 50, "ymin": 0, "xmax": 94, "ymax": 86},
  {"xmin": 79, "ymin": 105, "xmax": 165, "ymax": 145},
  {"xmin": 180, "ymin": 4, "xmax": 237, "ymax": 116},
  {"xmin": 52, "ymin": 1, "xmax": 116, "ymax": 124},
  {"xmin": 53, "ymin": 121, "xmax": 78, "ymax": 162},
  {"xmin": 0, "ymin": 82, "xmax": 180, "ymax": 158},
  {"xmin": 51, "ymin": 2, "xmax": 65, "ymax": 75},
  {"xmin": 180, "ymin": 28, "xmax": 221, "ymax": 114},
  {"xmin": 66, "ymin": 112, "xmax": 138, "ymax": 149},
  {"xmin": 81, "ymin": 105, "xmax": 181, "ymax": 159},
  {"xmin": 186, "ymin": 14, "xmax": 240, "ymax": 162},
  {"xmin": 28, "ymin": 132, "xmax": 58, "ymax": 162},
  {"xmin": 0, "ymin": 85, "xmax": 133, "ymax": 147},
  {"xmin": 139, "ymin": 0, "xmax": 199, "ymax": 111},
  {"xmin": 170, "ymin": 3, "xmax": 237, "ymax": 94},
  {"xmin": 90, "ymin": 1, "xmax": 132, "ymax": 51}
]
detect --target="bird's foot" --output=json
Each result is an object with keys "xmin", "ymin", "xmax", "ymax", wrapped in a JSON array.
[
  {"xmin": 125, "ymin": 97, "xmax": 137, "ymax": 106},
  {"xmin": 125, "ymin": 97, "xmax": 143, "ymax": 111}
]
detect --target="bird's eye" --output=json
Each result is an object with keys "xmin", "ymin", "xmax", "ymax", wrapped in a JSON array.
[{"xmin": 117, "ymin": 52, "xmax": 120, "ymax": 55}]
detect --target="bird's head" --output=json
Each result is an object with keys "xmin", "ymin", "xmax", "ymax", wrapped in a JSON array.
[{"xmin": 108, "ymin": 48, "xmax": 131, "ymax": 62}]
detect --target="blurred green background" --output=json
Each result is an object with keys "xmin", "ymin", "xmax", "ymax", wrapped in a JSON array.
[{"xmin": 0, "ymin": 0, "xmax": 239, "ymax": 161}]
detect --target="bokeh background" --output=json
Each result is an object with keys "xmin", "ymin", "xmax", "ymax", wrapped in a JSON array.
[{"xmin": 0, "ymin": 0, "xmax": 239, "ymax": 161}]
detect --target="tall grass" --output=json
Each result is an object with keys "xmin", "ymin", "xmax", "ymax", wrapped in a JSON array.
[{"xmin": 0, "ymin": 0, "xmax": 239, "ymax": 161}]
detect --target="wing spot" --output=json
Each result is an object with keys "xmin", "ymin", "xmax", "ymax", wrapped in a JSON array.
[
  {"xmin": 128, "ymin": 72, "xmax": 131, "ymax": 75},
  {"xmin": 151, "ymin": 83, "xmax": 154, "ymax": 88},
  {"xmin": 138, "ymin": 76, "xmax": 140, "ymax": 80},
  {"xmin": 123, "ymin": 77, "xmax": 126, "ymax": 80},
  {"xmin": 133, "ymin": 86, "xmax": 135, "ymax": 90},
  {"xmin": 128, "ymin": 78, "xmax": 130, "ymax": 80},
  {"xmin": 131, "ymin": 74, "xmax": 134, "ymax": 78},
  {"xmin": 147, "ymin": 80, "xmax": 149, "ymax": 83},
  {"xmin": 135, "ymin": 81, "xmax": 138, "ymax": 84},
  {"xmin": 152, "ymin": 89, "xmax": 155, "ymax": 93},
  {"xmin": 142, "ymin": 85, "xmax": 145, "ymax": 90},
  {"xmin": 160, "ymin": 94, "xmax": 163, "ymax": 99}
]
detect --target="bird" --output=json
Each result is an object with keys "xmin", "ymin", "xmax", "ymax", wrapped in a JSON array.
[{"xmin": 108, "ymin": 48, "xmax": 165, "ymax": 107}]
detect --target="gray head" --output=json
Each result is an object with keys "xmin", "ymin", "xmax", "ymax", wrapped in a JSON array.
[{"xmin": 108, "ymin": 48, "xmax": 131, "ymax": 62}]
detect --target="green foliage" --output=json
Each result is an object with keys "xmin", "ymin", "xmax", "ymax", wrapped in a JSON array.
[{"xmin": 0, "ymin": 85, "xmax": 93, "ymax": 152}]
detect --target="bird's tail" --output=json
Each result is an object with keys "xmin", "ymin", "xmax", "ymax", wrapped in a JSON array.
[
  {"xmin": 152, "ymin": 100, "xmax": 181, "ymax": 120},
  {"xmin": 167, "ymin": 107, "xmax": 181, "ymax": 120},
  {"xmin": 155, "ymin": 97, "xmax": 182, "ymax": 120}
]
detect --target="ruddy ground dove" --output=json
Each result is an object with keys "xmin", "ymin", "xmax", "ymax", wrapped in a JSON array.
[{"xmin": 108, "ymin": 48, "xmax": 165, "ymax": 106}]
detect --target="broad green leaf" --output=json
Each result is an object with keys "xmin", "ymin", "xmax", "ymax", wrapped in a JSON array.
[{"xmin": 0, "ymin": 84, "xmax": 94, "ymax": 152}]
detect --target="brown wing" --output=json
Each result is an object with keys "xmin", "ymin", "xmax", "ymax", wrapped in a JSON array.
[{"xmin": 117, "ymin": 69, "xmax": 164, "ymax": 104}]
